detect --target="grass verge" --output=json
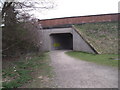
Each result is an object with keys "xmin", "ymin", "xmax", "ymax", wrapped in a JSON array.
[
  {"xmin": 2, "ymin": 52, "xmax": 52, "ymax": 89},
  {"xmin": 75, "ymin": 22, "xmax": 118, "ymax": 54},
  {"xmin": 66, "ymin": 51, "xmax": 118, "ymax": 67}
]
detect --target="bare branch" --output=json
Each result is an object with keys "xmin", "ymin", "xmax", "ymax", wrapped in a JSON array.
[
  {"xmin": 2, "ymin": 42, "xmax": 21, "ymax": 52},
  {"xmin": 0, "ymin": 0, "xmax": 4, "ymax": 5}
]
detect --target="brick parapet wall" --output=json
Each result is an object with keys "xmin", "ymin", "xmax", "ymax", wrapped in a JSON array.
[{"xmin": 39, "ymin": 13, "xmax": 118, "ymax": 28}]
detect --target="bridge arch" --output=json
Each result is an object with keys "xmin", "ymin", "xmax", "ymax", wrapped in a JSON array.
[
  {"xmin": 50, "ymin": 33, "xmax": 73, "ymax": 50},
  {"xmin": 41, "ymin": 27, "xmax": 97, "ymax": 54}
]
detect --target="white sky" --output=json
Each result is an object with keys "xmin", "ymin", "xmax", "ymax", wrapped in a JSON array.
[
  {"xmin": 31, "ymin": 0, "xmax": 119, "ymax": 20},
  {"xmin": 1, "ymin": 0, "xmax": 118, "ymax": 20},
  {"xmin": 0, "ymin": 0, "xmax": 119, "ymax": 19}
]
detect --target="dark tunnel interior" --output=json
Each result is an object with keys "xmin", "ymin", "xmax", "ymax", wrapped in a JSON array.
[{"xmin": 50, "ymin": 33, "xmax": 73, "ymax": 50}]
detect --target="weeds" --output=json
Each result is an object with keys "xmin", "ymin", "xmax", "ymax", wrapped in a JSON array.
[{"xmin": 2, "ymin": 52, "xmax": 50, "ymax": 89}]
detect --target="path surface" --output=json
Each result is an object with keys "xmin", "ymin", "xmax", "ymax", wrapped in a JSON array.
[{"xmin": 50, "ymin": 50, "xmax": 118, "ymax": 88}]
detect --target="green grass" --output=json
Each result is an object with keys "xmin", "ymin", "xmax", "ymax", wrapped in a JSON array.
[
  {"xmin": 75, "ymin": 22, "xmax": 118, "ymax": 54},
  {"xmin": 2, "ymin": 52, "xmax": 52, "ymax": 89},
  {"xmin": 66, "ymin": 51, "xmax": 118, "ymax": 67}
]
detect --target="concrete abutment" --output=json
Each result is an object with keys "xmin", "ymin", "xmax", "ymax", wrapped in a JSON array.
[{"xmin": 40, "ymin": 27, "xmax": 97, "ymax": 54}]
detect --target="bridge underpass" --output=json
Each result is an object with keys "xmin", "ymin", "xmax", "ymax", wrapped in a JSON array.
[
  {"xmin": 50, "ymin": 33, "xmax": 73, "ymax": 50},
  {"xmin": 40, "ymin": 27, "xmax": 97, "ymax": 54}
]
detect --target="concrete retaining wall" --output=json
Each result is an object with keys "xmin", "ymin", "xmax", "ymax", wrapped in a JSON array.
[
  {"xmin": 72, "ymin": 29, "xmax": 95, "ymax": 53},
  {"xmin": 40, "ymin": 27, "xmax": 96, "ymax": 54}
]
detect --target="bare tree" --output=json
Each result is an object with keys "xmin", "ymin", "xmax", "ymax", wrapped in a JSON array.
[
  {"xmin": 1, "ymin": 0, "xmax": 55, "ymax": 18},
  {"xmin": 1, "ymin": 0, "xmax": 55, "ymax": 57}
]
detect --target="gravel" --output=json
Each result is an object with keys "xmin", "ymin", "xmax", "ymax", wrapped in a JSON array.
[{"xmin": 50, "ymin": 50, "xmax": 118, "ymax": 88}]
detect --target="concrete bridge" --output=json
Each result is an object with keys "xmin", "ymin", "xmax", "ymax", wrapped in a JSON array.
[
  {"xmin": 39, "ymin": 13, "xmax": 118, "ymax": 54},
  {"xmin": 40, "ymin": 26, "xmax": 97, "ymax": 54}
]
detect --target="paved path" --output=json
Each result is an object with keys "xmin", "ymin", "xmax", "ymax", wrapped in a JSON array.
[{"xmin": 50, "ymin": 50, "xmax": 118, "ymax": 88}]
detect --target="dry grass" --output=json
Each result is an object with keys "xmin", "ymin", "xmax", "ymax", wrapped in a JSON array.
[
  {"xmin": 75, "ymin": 22, "xmax": 118, "ymax": 54},
  {"xmin": 2, "ymin": 52, "xmax": 53, "ymax": 88}
]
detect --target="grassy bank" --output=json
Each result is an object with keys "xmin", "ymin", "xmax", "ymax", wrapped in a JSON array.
[
  {"xmin": 75, "ymin": 22, "xmax": 118, "ymax": 54},
  {"xmin": 66, "ymin": 51, "xmax": 118, "ymax": 67},
  {"xmin": 2, "ymin": 52, "xmax": 53, "ymax": 88}
]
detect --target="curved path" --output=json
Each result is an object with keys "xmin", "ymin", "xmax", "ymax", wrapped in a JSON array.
[{"xmin": 50, "ymin": 50, "xmax": 118, "ymax": 88}]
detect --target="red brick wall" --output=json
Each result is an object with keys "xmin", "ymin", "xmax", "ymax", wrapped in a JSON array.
[{"xmin": 39, "ymin": 14, "xmax": 118, "ymax": 28}]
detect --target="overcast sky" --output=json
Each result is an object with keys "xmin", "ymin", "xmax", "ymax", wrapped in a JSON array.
[
  {"xmin": 30, "ymin": 0, "xmax": 119, "ymax": 20},
  {"xmin": 1, "ymin": 0, "xmax": 118, "ymax": 20},
  {"xmin": 0, "ymin": 0, "xmax": 119, "ymax": 19}
]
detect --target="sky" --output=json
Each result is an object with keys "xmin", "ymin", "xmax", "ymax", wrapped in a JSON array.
[
  {"xmin": 0, "ymin": 0, "xmax": 119, "ymax": 19},
  {"xmin": 30, "ymin": 0, "xmax": 119, "ymax": 20}
]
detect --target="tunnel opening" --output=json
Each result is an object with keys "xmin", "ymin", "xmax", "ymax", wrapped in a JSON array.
[{"xmin": 50, "ymin": 33, "xmax": 73, "ymax": 50}]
